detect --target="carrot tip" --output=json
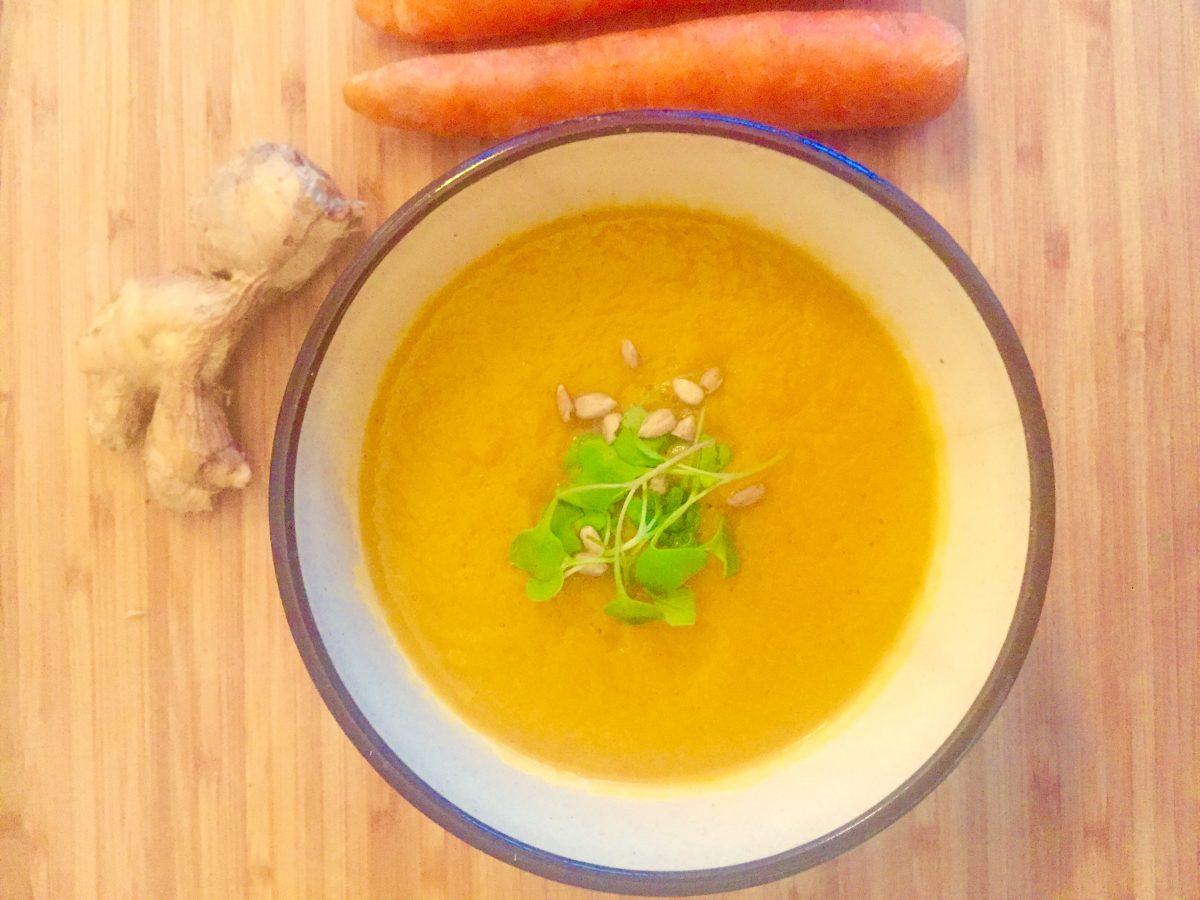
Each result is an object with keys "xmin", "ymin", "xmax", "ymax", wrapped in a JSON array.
[{"xmin": 356, "ymin": 0, "xmax": 397, "ymax": 32}]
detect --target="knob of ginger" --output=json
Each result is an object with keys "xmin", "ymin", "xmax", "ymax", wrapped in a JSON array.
[{"xmin": 79, "ymin": 143, "xmax": 364, "ymax": 512}]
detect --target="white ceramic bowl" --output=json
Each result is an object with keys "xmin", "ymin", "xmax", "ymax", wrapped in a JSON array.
[{"xmin": 270, "ymin": 112, "xmax": 1053, "ymax": 894}]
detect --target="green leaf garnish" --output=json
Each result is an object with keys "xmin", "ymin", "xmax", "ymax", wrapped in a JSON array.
[
  {"xmin": 702, "ymin": 517, "xmax": 740, "ymax": 577},
  {"xmin": 526, "ymin": 569, "xmax": 565, "ymax": 601},
  {"xmin": 565, "ymin": 433, "xmax": 645, "ymax": 483},
  {"xmin": 661, "ymin": 484, "xmax": 686, "ymax": 513},
  {"xmin": 510, "ymin": 514, "xmax": 569, "ymax": 601},
  {"xmin": 634, "ymin": 545, "xmax": 709, "ymax": 594},
  {"xmin": 660, "ymin": 498, "xmax": 701, "ymax": 547},
  {"xmin": 654, "ymin": 587, "xmax": 697, "ymax": 627},
  {"xmin": 549, "ymin": 504, "xmax": 608, "ymax": 554},
  {"xmin": 507, "ymin": 372, "xmax": 779, "ymax": 625},
  {"xmin": 692, "ymin": 442, "xmax": 733, "ymax": 473},
  {"xmin": 509, "ymin": 518, "xmax": 566, "ymax": 581},
  {"xmin": 604, "ymin": 595, "xmax": 665, "ymax": 624},
  {"xmin": 560, "ymin": 434, "xmax": 645, "ymax": 509}
]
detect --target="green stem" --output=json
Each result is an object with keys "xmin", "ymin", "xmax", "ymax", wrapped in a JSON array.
[
  {"xmin": 554, "ymin": 481, "xmax": 634, "ymax": 498},
  {"xmin": 611, "ymin": 439, "xmax": 716, "ymax": 596},
  {"xmin": 651, "ymin": 452, "xmax": 788, "ymax": 544},
  {"xmin": 651, "ymin": 481, "xmax": 723, "ymax": 544},
  {"xmin": 674, "ymin": 451, "xmax": 788, "ymax": 482}
]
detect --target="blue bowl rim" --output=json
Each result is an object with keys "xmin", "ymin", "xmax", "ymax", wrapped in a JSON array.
[{"xmin": 269, "ymin": 110, "xmax": 1055, "ymax": 896}]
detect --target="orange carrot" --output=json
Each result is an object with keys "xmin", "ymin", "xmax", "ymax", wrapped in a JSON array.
[
  {"xmin": 357, "ymin": 0, "xmax": 716, "ymax": 43},
  {"xmin": 344, "ymin": 11, "xmax": 968, "ymax": 138}
]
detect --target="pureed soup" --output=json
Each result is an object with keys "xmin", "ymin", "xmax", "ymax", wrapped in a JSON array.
[{"xmin": 360, "ymin": 205, "xmax": 941, "ymax": 782}]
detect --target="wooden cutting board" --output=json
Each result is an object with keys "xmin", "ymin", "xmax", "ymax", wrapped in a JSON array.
[{"xmin": 2, "ymin": 1, "xmax": 1197, "ymax": 896}]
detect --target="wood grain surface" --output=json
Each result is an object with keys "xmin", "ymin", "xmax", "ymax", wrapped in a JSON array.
[{"xmin": 2, "ymin": 0, "xmax": 1197, "ymax": 897}]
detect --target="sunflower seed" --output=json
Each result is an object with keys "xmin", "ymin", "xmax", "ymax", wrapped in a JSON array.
[
  {"xmin": 672, "ymin": 377, "xmax": 705, "ymax": 406},
  {"xmin": 555, "ymin": 384, "xmax": 573, "ymax": 422},
  {"xmin": 700, "ymin": 367, "xmax": 723, "ymax": 394},
  {"xmin": 621, "ymin": 338, "xmax": 640, "ymax": 369},
  {"xmin": 575, "ymin": 392, "xmax": 617, "ymax": 420},
  {"xmin": 671, "ymin": 415, "xmax": 696, "ymax": 442},
  {"xmin": 600, "ymin": 411, "xmax": 621, "ymax": 444},
  {"xmin": 579, "ymin": 525, "xmax": 604, "ymax": 555},
  {"xmin": 638, "ymin": 408, "xmax": 677, "ymax": 438},
  {"xmin": 727, "ymin": 483, "xmax": 766, "ymax": 508}
]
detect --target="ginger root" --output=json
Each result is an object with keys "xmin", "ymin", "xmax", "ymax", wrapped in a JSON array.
[{"xmin": 80, "ymin": 143, "xmax": 364, "ymax": 512}]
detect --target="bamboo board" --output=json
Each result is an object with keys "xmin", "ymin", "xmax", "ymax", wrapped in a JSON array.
[{"xmin": 1, "ymin": 0, "xmax": 1197, "ymax": 896}]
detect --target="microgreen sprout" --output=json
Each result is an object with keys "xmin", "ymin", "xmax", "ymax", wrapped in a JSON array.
[{"xmin": 509, "ymin": 390, "xmax": 780, "ymax": 626}]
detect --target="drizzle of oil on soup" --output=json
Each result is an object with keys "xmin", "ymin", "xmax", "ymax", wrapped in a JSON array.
[{"xmin": 360, "ymin": 204, "xmax": 940, "ymax": 782}]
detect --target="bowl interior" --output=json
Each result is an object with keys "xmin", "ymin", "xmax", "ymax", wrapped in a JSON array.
[{"xmin": 280, "ymin": 123, "xmax": 1042, "ymax": 875}]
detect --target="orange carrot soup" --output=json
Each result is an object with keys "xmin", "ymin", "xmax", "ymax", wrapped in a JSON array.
[{"xmin": 360, "ymin": 205, "xmax": 940, "ymax": 782}]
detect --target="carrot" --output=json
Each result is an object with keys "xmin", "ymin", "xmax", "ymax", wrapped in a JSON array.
[
  {"xmin": 344, "ymin": 11, "xmax": 968, "ymax": 138},
  {"xmin": 357, "ymin": 0, "xmax": 716, "ymax": 43}
]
